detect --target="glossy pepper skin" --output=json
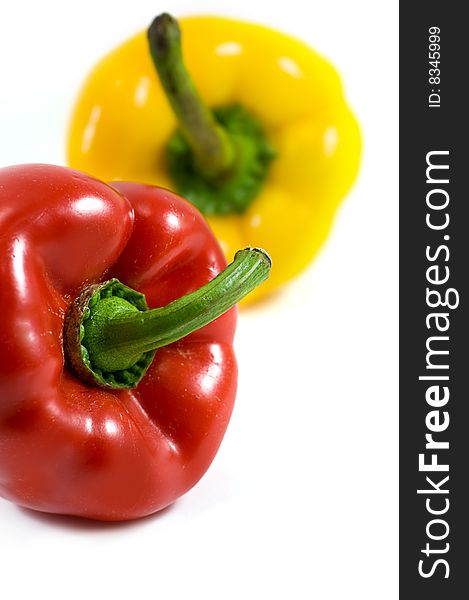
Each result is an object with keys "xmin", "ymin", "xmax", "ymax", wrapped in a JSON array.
[
  {"xmin": 67, "ymin": 15, "xmax": 361, "ymax": 302},
  {"xmin": 0, "ymin": 164, "xmax": 238, "ymax": 521}
]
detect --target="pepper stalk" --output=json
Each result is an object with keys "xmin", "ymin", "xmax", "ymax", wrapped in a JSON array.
[
  {"xmin": 64, "ymin": 247, "xmax": 271, "ymax": 389},
  {"xmin": 147, "ymin": 13, "xmax": 276, "ymax": 215}
]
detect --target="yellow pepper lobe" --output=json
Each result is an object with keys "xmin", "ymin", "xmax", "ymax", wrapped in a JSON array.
[{"xmin": 67, "ymin": 15, "xmax": 362, "ymax": 303}]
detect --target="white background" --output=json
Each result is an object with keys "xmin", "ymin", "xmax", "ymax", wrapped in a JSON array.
[{"xmin": 0, "ymin": 1, "xmax": 398, "ymax": 598}]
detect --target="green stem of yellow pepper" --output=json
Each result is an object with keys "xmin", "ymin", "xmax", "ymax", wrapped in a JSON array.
[
  {"xmin": 148, "ymin": 14, "xmax": 236, "ymax": 181},
  {"xmin": 147, "ymin": 13, "xmax": 276, "ymax": 216}
]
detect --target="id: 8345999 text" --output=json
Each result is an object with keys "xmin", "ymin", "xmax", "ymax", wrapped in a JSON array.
[{"xmin": 428, "ymin": 26, "xmax": 441, "ymax": 108}]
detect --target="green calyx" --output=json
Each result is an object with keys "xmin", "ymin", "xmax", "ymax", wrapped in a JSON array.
[
  {"xmin": 64, "ymin": 247, "xmax": 271, "ymax": 390},
  {"xmin": 167, "ymin": 105, "xmax": 276, "ymax": 215},
  {"xmin": 63, "ymin": 279, "xmax": 156, "ymax": 389},
  {"xmin": 148, "ymin": 13, "xmax": 276, "ymax": 217}
]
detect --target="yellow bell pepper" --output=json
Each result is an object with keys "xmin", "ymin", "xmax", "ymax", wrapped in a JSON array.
[{"xmin": 67, "ymin": 14, "xmax": 361, "ymax": 303}]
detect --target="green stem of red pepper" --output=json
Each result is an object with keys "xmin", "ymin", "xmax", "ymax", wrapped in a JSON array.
[{"xmin": 64, "ymin": 247, "xmax": 271, "ymax": 389}]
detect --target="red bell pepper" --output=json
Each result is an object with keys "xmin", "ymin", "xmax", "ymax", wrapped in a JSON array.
[{"xmin": 0, "ymin": 164, "xmax": 270, "ymax": 521}]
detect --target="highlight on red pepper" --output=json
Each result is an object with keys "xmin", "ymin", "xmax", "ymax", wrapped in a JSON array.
[
  {"xmin": 0, "ymin": 163, "xmax": 271, "ymax": 521},
  {"xmin": 67, "ymin": 13, "xmax": 362, "ymax": 303}
]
